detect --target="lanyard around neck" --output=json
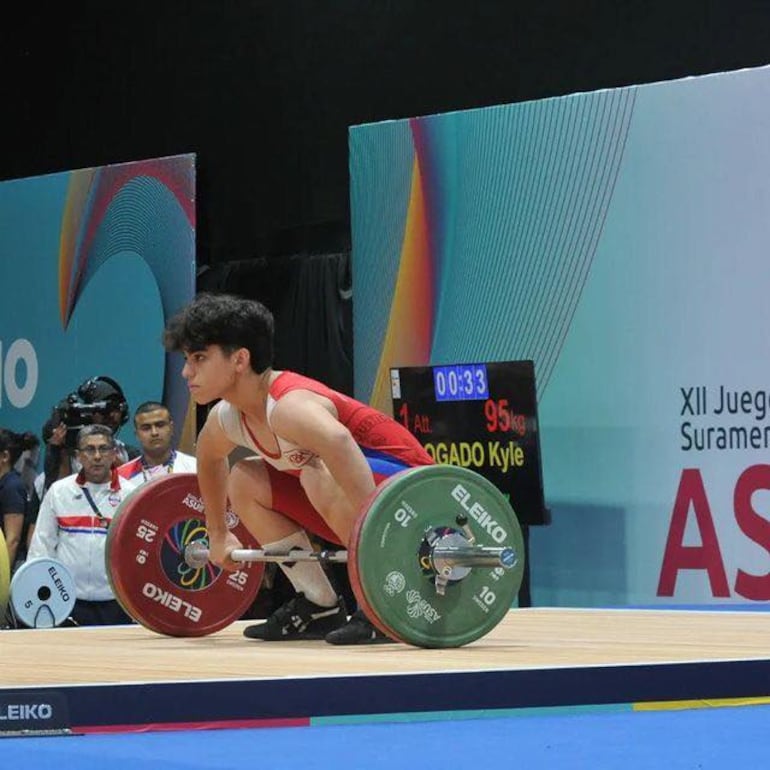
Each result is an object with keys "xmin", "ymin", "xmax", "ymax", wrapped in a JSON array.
[
  {"xmin": 81, "ymin": 486, "xmax": 110, "ymax": 528},
  {"xmin": 141, "ymin": 449, "xmax": 176, "ymax": 482}
]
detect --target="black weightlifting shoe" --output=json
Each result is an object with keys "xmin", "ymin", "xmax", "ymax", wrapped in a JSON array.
[
  {"xmin": 324, "ymin": 609, "xmax": 395, "ymax": 645},
  {"xmin": 243, "ymin": 593, "xmax": 347, "ymax": 641}
]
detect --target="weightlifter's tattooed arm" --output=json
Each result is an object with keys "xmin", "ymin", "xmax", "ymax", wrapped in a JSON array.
[{"xmin": 195, "ymin": 415, "xmax": 241, "ymax": 570}]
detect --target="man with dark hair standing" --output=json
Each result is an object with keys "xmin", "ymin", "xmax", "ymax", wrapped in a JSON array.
[
  {"xmin": 118, "ymin": 401, "xmax": 196, "ymax": 484},
  {"xmin": 28, "ymin": 424, "xmax": 138, "ymax": 626}
]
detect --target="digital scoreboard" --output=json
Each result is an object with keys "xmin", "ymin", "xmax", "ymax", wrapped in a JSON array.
[{"xmin": 390, "ymin": 360, "xmax": 549, "ymax": 526}]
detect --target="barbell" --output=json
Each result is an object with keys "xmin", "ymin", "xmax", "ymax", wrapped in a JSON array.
[{"xmin": 104, "ymin": 466, "xmax": 526, "ymax": 648}]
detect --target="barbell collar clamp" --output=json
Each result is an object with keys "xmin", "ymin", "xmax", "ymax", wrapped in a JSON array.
[{"xmin": 432, "ymin": 545, "xmax": 517, "ymax": 569}]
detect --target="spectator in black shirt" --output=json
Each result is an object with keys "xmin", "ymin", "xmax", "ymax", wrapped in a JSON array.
[{"xmin": 0, "ymin": 428, "xmax": 40, "ymax": 569}]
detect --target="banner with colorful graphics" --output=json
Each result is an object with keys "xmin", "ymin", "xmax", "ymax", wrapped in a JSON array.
[
  {"xmin": 0, "ymin": 154, "xmax": 195, "ymax": 451},
  {"xmin": 350, "ymin": 65, "xmax": 770, "ymax": 607}
]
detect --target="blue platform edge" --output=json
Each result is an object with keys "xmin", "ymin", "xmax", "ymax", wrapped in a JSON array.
[
  {"xmin": 624, "ymin": 604, "xmax": 770, "ymax": 612},
  {"xmin": 3, "ymin": 657, "xmax": 770, "ymax": 734}
]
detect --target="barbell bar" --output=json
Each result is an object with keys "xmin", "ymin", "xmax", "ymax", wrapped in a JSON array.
[{"xmin": 183, "ymin": 541, "xmax": 517, "ymax": 570}]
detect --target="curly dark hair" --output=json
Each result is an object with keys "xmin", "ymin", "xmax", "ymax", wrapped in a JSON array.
[{"xmin": 163, "ymin": 292, "xmax": 274, "ymax": 374}]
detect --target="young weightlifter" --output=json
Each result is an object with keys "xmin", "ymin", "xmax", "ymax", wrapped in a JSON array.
[{"xmin": 163, "ymin": 292, "xmax": 433, "ymax": 644}]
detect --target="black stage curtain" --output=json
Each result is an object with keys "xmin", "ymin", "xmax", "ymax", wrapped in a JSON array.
[
  {"xmin": 197, "ymin": 251, "xmax": 353, "ymax": 395},
  {"xmin": 197, "ymin": 252, "xmax": 357, "ymax": 616}
]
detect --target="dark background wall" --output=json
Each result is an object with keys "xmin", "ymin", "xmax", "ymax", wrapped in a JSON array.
[{"xmin": 2, "ymin": 1, "xmax": 770, "ymax": 268}]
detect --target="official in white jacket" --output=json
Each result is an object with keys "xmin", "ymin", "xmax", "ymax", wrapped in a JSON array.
[{"xmin": 28, "ymin": 424, "xmax": 139, "ymax": 625}]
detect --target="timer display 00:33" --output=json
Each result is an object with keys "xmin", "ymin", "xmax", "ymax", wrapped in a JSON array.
[{"xmin": 432, "ymin": 363, "xmax": 489, "ymax": 402}]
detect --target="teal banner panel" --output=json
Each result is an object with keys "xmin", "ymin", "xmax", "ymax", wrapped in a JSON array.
[
  {"xmin": 0, "ymin": 154, "xmax": 196, "ymax": 448},
  {"xmin": 350, "ymin": 66, "xmax": 770, "ymax": 607}
]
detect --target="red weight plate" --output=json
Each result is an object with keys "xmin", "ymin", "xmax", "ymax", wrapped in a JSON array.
[{"xmin": 106, "ymin": 473, "xmax": 265, "ymax": 637}]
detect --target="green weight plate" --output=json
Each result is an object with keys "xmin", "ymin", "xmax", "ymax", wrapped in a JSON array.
[{"xmin": 349, "ymin": 465, "xmax": 524, "ymax": 648}]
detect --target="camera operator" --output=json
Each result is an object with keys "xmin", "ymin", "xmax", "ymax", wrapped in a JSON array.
[{"xmin": 41, "ymin": 376, "xmax": 140, "ymax": 494}]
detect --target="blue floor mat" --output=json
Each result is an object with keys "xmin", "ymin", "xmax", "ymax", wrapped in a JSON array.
[{"xmin": 4, "ymin": 703, "xmax": 770, "ymax": 769}]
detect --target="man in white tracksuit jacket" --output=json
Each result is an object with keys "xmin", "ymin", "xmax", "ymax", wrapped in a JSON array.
[{"xmin": 28, "ymin": 424, "xmax": 139, "ymax": 626}]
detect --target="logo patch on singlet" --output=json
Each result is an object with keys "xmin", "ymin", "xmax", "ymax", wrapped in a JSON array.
[{"xmin": 286, "ymin": 450, "xmax": 314, "ymax": 467}]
